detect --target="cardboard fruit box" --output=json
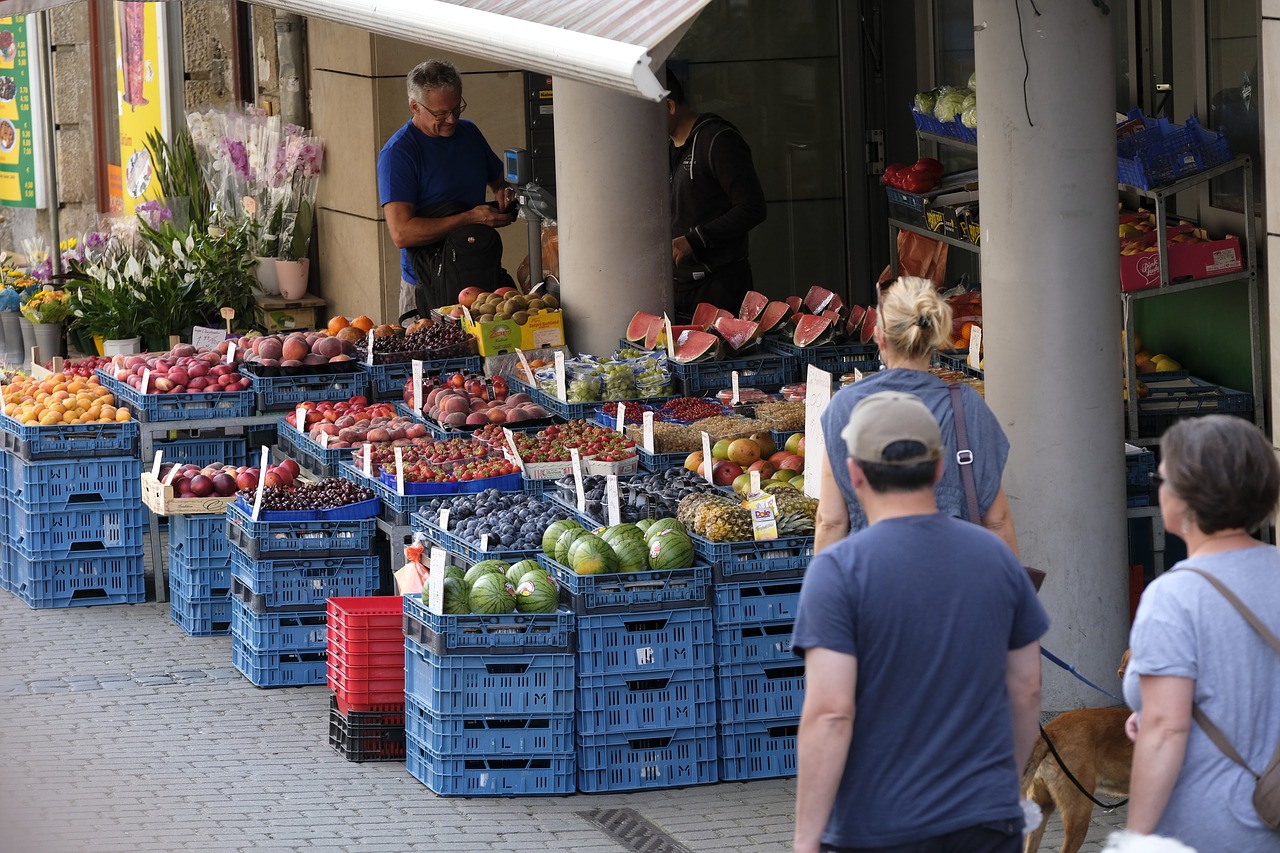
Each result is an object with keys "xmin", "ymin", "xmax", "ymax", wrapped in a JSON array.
[
  {"xmin": 1119, "ymin": 227, "xmax": 1244, "ymax": 292},
  {"xmin": 443, "ymin": 305, "xmax": 566, "ymax": 356}
]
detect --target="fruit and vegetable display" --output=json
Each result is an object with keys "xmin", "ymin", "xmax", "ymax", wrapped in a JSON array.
[
  {"xmin": 238, "ymin": 475, "xmax": 375, "ymax": 512},
  {"xmin": 541, "ymin": 517, "xmax": 697, "ymax": 575},
  {"xmin": 285, "ymin": 399, "xmax": 394, "ymax": 430},
  {"xmin": 159, "ymin": 459, "xmax": 299, "ymax": 498},
  {"xmin": 432, "ymin": 559, "xmax": 562, "ymax": 615},
  {"xmin": 881, "ymin": 157, "xmax": 946, "ymax": 195},
  {"xmin": 47, "ymin": 355, "xmax": 111, "ymax": 378},
  {"xmin": 352, "ymin": 318, "xmax": 474, "ymax": 362},
  {"xmin": 683, "ymin": 432, "xmax": 807, "ymax": 491},
  {"xmin": 598, "ymin": 397, "xmax": 729, "ymax": 424},
  {"xmin": 358, "ymin": 441, "xmax": 519, "ymax": 484},
  {"xmin": 506, "ymin": 420, "xmax": 636, "ymax": 465},
  {"xmin": 443, "ymin": 286, "xmax": 561, "ymax": 325},
  {"xmin": 913, "ymin": 73, "xmax": 977, "ymax": 130},
  {"xmin": 533, "ymin": 351, "xmax": 675, "ymax": 402},
  {"xmin": 624, "ymin": 414, "xmax": 770, "ymax": 454},
  {"xmin": 108, "ymin": 347, "xmax": 250, "ymax": 394},
  {"xmin": 678, "ymin": 483, "xmax": 817, "ymax": 541},
  {"xmin": 2, "ymin": 372, "xmax": 130, "ymax": 425},
  {"xmin": 413, "ymin": 372, "xmax": 550, "ymax": 428},
  {"xmin": 421, "ymin": 488, "xmax": 575, "ymax": 552},
  {"xmin": 238, "ymin": 331, "xmax": 356, "ymax": 371},
  {"xmin": 552, "ymin": 467, "xmax": 723, "ymax": 524}
]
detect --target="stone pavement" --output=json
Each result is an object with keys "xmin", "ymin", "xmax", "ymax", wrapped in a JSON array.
[{"xmin": 0, "ymin": 557, "xmax": 1126, "ymax": 853}]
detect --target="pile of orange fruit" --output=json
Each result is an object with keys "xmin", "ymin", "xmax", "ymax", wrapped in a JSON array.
[{"xmin": 2, "ymin": 374, "xmax": 131, "ymax": 426}]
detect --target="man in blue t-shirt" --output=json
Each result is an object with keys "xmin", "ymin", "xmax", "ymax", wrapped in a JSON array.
[
  {"xmin": 793, "ymin": 391, "xmax": 1048, "ymax": 853},
  {"xmin": 377, "ymin": 59, "xmax": 514, "ymax": 319}
]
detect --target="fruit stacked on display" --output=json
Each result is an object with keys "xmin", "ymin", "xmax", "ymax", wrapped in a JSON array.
[
  {"xmin": 109, "ymin": 347, "xmax": 251, "ymax": 394},
  {"xmin": 913, "ymin": 76, "xmax": 978, "ymax": 130},
  {"xmin": 358, "ymin": 440, "xmax": 517, "ymax": 483},
  {"xmin": 159, "ymin": 459, "xmax": 298, "ymax": 498},
  {"xmin": 445, "ymin": 286, "xmax": 561, "ymax": 325},
  {"xmin": 677, "ymin": 483, "xmax": 817, "ymax": 541},
  {"xmin": 541, "ymin": 517, "xmax": 696, "ymax": 575},
  {"xmin": 352, "ymin": 317, "xmax": 473, "ymax": 363},
  {"xmin": 534, "ymin": 352, "xmax": 675, "ymax": 402},
  {"xmin": 416, "ymin": 371, "xmax": 549, "ymax": 428},
  {"xmin": 555, "ymin": 467, "xmax": 722, "ymax": 524},
  {"xmin": 48, "ymin": 355, "xmax": 111, "ymax": 377},
  {"xmin": 684, "ymin": 433, "xmax": 805, "ymax": 488},
  {"xmin": 2, "ymin": 373, "xmax": 129, "ymax": 425},
  {"xmin": 507, "ymin": 420, "xmax": 636, "ymax": 465},
  {"xmin": 624, "ymin": 414, "xmax": 771, "ymax": 454},
  {"xmin": 422, "ymin": 488, "xmax": 574, "ymax": 551},
  {"xmin": 434, "ymin": 560, "xmax": 560, "ymax": 615},
  {"xmin": 284, "ymin": 399, "xmax": 394, "ymax": 430},
  {"xmin": 238, "ymin": 475, "xmax": 375, "ymax": 512},
  {"xmin": 881, "ymin": 157, "xmax": 946, "ymax": 195},
  {"xmin": 239, "ymin": 331, "xmax": 356, "ymax": 370},
  {"xmin": 752, "ymin": 401, "xmax": 807, "ymax": 433}
]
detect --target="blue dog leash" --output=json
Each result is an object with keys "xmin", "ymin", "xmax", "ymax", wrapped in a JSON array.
[{"xmin": 1040, "ymin": 647, "xmax": 1126, "ymax": 703}]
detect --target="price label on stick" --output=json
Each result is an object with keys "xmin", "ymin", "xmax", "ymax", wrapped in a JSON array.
[
  {"xmin": 226, "ymin": 342, "xmax": 236, "ymax": 365},
  {"xmin": 606, "ymin": 475, "xmax": 621, "ymax": 527},
  {"xmin": 570, "ymin": 448, "xmax": 586, "ymax": 512},
  {"xmin": 663, "ymin": 314, "xmax": 676, "ymax": 359},
  {"xmin": 642, "ymin": 411, "xmax": 655, "ymax": 453},
  {"xmin": 163, "ymin": 459, "xmax": 180, "ymax": 486},
  {"xmin": 438, "ymin": 508, "xmax": 450, "ymax": 531},
  {"xmin": 731, "ymin": 371, "xmax": 741, "ymax": 406},
  {"xmin": 479, "ymin": 533, "xmax": 490, "ymax": 552},
  {"xmin": 750, "ymin": 469, "xmax": 762, "ymax": 495},
  {"xmin": 553, "ymin": 351, "xmax": 567, "ymax": 401},
  {"xmin": 515, "ymin": 348, "xmax": 532, "ymax": 385},
  {"xmin": 295, "ymin": 405, "xmax": 306, "ymax": 434},
  {"xmin": 503, "ymin": 427, "xmax": 523, "ymax": 471},
  {"xmin": 804, "ymin": 365, "xmax": 833, "ymax": 500},
  {"xmin": 412, "ymin": 360, "xmax": 424, "ymax": 412},
  {"xmin": 362, "ymin": 443, "xmax": 373, "ymax": 477},
  {"xmin": 320, "ymin": 432, "xmax": 329, "ymax": 449},
  {"xmin": 151, "ymin": 450, "xmax": 163, "ymax": 478},
  {"xmin": 141, "ymin": 368, "xmax": 151, "ymax": 395},
  {"xmin": 615, "ymin": 403, "xmax": 626, "ymax": 433},
  {"xmin": 251, "ymin": 446, "xmax": 269, "ymax": 522},
  {"xmin": 968, "ymin": 326, "xmax": 983, "ymax": 371},
  {"xmin": 366, "ymin": 330, "xmax": 375, "ymax": 366},
  {"xmin": 427, "ymin": 547, "xmax": 447, "ymax": 614},
  {"xmin": 394, "ymin": 447, "xmax": 405, "ymax": 496},
  {"xmin": 701, "ymin": 431, "xmax": 714, "ymax": 484}
]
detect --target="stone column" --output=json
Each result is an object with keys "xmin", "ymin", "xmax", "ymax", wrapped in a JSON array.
[
  {"xmin": 1263, "ymin": 3, "xmax": 1280, "ymax": 433},
  {"xmin": 973, "ymin": 1, "xmax": 1129, "ymax": 710},
  {"xmin": 552, "ymin": 79, "xmax": 671, "ymax": 355}
]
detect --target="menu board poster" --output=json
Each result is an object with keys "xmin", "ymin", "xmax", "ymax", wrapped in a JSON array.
[
  {"xmin": 111, "ymin": 0, "xmax": 167, "ymax": 215},
  {"xmin": 0, "ymin": 16, "xmax": 39, "ymax": 208}
]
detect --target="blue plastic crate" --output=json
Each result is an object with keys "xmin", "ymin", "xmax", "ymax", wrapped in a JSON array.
[
  {"xmin": 530, "ymin": 385, "xmax": 676, "ymax": 423},
  {"xmin": 637, "ymin": 448, "xmax": 689, "ymax": 473},
  {"xmin": 414, "ymin": 515, "xmax": 545, "ymax": 566},
  {"xmin": 1117, "ymin": 111, "xmax": 1208, "ymax": 190},
  {"xmin": 3, "ymin": 456, "xmax": 141, "ymax": 512},
  {"xmin": 576, "ymin": 724, "xmax": 718, "ymax": 793},
  {"xmin": 360, "ymin": 355, "xmax": 483, "ymax": 400},
  {"xmin": 1136, "ymin": 375, "xmax": 1254, "ymax": 437},
  {"xmin": 274, "ymin": 428, "xmax": 335, "ymax": 478},
  {"xmin": 7, "ymin": 504, "xmax": 144, "ymax": 560},
  {"xmin": 575, "ymin": 666, "xmax": 718, "ymax": 735},
  {"xmin": 337, "ymin": 462, "xmax": 437, "ymax": 525},
  {"xmin": 670, "ymin": 353, "xmax": 799, "ymax": 397},
  {"xmin": 0, "ymin": 415, "xmax": 139, "ymax": 461},
  {"xmin": 764, "ymin": 339, "xmax": 880, "ymax": 376},
  {"xmin": 110, "ymin": 379, "xmax": 255, "ymax": 423},
  {"xmin": 10, "ymin": 548, "xmax": 144, "ymax": 608},
  {"xmin": 405, "ymin": 732, "xmax": 576, "ymax": 796},
  {"xmin": 225, "ymin": 501, "xmax": 377, "ymax": 559},
  {"xmin": 402, "ymin": 594, "xmax": 575, "ymax": 655},
  {"xmin": 247, "ymin": 369, "xmax": 370, "ymax": 412},
  {"xmin": 1125, "ymin": 445, "xmax": 1157, "ymax": 487},
  {"xmin": 689, "ymin": 533, "xmax": 814, "ymax": 580},
  {"xmin": 168, "ymin": 551, "xmax": 232, "ymax": 600},
  {"xmin": 404, "ymin": 636, "xmax": 575, "ymax": 716},
  {"xmin": 714, "ymin": 619, "xmax": 796, "ymax": 666},
  {"xmin": 231, "ymin": 635, "xmax": 328, "ymax": 687},
  {"xmin": 1127, "ymin": 491, "xmax": 1153, "ymax": 508},
  {"xmin": 934, "ymin": 348, "xmax": 983, "ymax": 379},
  {"xmin": 154, "ymin": 435, "xmax": 248, "ymax": 467},
  {"xmin": 713, "ymin": 577, "xmax": 804, "ymax": 626},
  {"xmin": 538, "ymin": 554, "xmax": 713, "ymax": 616},
  {"xmin": 910, "ymin": 104, "xmax": 977, "ymax": 145},
  {"xmin": 229, "ymin": 550, "xmax": 380, "ymax": 608},
  {"xmin": 716, "ymin": 660, "xmax": 806, "ymax": 723},
  {"xmin": 169, "ymin": 513, "xmax": 235, "ymax": 565},
  {"xmin": 168, "ymin": 588, "xmax": 233, "ymax": 636},
  {"xmin": 718, "ymin": 717, "xmax": 799, "ymax": 781},
  {"xmin": 230, "ymin": 598, "xmax": 329, "ymax": 651},
  {"xmin": 405, "ymin": 694, "xmax": 574, "ymax": 755},
  {"xmin": 575, "ymin": 608, "xmax": 715, "ymax": 676}
]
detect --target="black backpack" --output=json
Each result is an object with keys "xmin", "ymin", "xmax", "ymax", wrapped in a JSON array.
[{"xmin": 402, "ymin": 201, "xmax": 515, "ymax": 323}]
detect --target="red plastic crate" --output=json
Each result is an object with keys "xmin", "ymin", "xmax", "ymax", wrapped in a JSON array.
[
  {"xmin": 328, "ymin": 653, "xmax": 406, "ymax": 713},
  {"xmin": 327, "ymin": 596, "xmax": 406, "ymax": 672},
  {"xmin": 327, "ymin": 596, "xmax": 405, "ymax": 631}
]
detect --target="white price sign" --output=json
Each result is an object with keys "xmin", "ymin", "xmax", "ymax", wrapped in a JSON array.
[
  {"xmin": 570, "ymin": 448, "xmax": 586, "ymax": 512},
  {"xmin": 968, "ymin": 325, "xmax": 983, "ymax": 371},
  {"xmin": 803, "ymin": 364, "xmax": 832, "ymax": 500},
  {"xmin": 412, "ymin": 360, "xmax": 424, "ymax": 412},
  {"xmin": 701, "ymin": 431, "xmax": 714, "ymax": 484},
  {"xmin": 427, "ymin": 547, "xmax": 447, "ymax": 613},
  {"xmin": 606, "ymin": 475, "xmax": 621, "ymax": 527},
  {"xmin": 295, "ymin": 405, "xmax": 306, "ymax": 434},
  {"xmin": 615, "ymin": 403, "xmax": 626, "ymax": 432},
  {"xmin": 251, "ymin": 446, "xmax": 270, "ymax": 521},
  {"xmin": 553, "ymin": 350, "xmax": 567, "ymax": 401},
  {"xmin": 642, "ymin": 411, "xmax": 655, "ymax": 453},
  {"xmin": 394, "ymin": 447, "xmax": 405, "ymax": 496},
  {"xmin": 366, "ymin": 329, "xmax": 375, "ymax": 366}
]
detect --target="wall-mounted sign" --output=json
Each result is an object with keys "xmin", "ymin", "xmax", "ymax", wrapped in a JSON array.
[
  {"xmin": 0, "ymin": 16, "xmax": 37, "ymax": 208},
  {"xmin": 109, "ymin": 0, "xmax": 167, "ymax": 214}
]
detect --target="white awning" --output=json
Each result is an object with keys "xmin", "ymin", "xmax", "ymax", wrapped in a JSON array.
[{"xmin": 245, "ymin": 0, "xmax": 711, "ymax": 100}]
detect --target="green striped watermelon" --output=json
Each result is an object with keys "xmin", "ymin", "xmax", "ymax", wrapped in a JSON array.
[
  {"xmin": 554, "ymin": 527, "xmax": 589, "ymax": 565},
  {"xmin": 514, "ymin": 574, "xmax": 560, "ymax": 613},
  {"xmin": 440, "ymin": 577, "xmax": 470, "ymax": 614},
  {"xmin": 464, "ymin": 560, "xmax": 510, "ymax": 587},
  {"xmin": 469, "ymin": 573, "xmax": 516, "ymax": 613},
  {"xmin": 648, "ymin": 529, "xmax": 695, "ymax": 570},
  {"xmin": 613, "ymin": 536, "xmax": 650, "ymax": 572},
  {"xmin": 542, "ymin": 519, "xmax": 582, "ymax": 557},
  {"xmin": 506, "ymin": 559, "xmax": 541, "ymax": 586},
  {"xmin": 567, "ymin": 533, "xmax": 619, "ymax": 575},
  {"xmin": 644, "ymin": 518, "xmax": 686, "ymax": 545}
]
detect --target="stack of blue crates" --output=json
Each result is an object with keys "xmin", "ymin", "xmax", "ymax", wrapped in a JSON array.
[
  {"xmin": 540, "ymin": 552, "xmax": 720, "ymax": 792},
  {"xmin": 402, "ymin": 595, "xmax": 577, "ymax": 795},
  {"xmin": 168, "ymin": 513, "xmax": 235, "ymax": 635},
  {"xmin": 704, "ymin": 536, "xmax": 814, "ymax": 782},
  {"xmin": 226, "ymin": 502, "xmax": 379, "ymax": 687},
  {"xmin": 1, "ymin": 451, "xmax": 145, "ymax": 609}
]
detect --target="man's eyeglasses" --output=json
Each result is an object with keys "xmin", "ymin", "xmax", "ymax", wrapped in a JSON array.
[{"xmin": 418, "ymin": 98, "xmax": 466, "ymax": 120}]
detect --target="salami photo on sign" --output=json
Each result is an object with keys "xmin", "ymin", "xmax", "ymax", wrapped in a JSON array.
[{"xmin": 0, "ymin": 119, "xmax": 15, "ymax": 153}]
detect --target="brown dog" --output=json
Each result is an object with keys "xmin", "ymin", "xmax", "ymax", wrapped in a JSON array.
[{"xmin": 1021, "ymin": 653, "xmax": 1133, "ymax": 853}]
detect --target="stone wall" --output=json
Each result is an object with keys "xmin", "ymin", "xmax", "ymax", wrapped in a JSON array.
[{"xmin": 180, "ymin": 0, "xmax": 236, "ymax": 111}]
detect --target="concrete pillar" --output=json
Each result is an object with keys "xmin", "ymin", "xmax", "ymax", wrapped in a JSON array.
[
  {"xmin": 974, "ymin": 1, "xmax": 1129, "ymax": 710},
  {"xmin": 552, "ymin": 79, "xmax": 672, "ymax": 355},
  {"xmin": 1262, "ymin": 3, "xmax": 1280, "ymax": 433}
]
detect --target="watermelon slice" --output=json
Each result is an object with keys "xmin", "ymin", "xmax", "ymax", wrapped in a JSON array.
[
  {"xmin": 821, "ymin": 309, "xmax": 846, "ymax": 341},
  {"xmin": 690, "ymin": 303, "xmax": 722, "ymax": 332},
  {"xmin": 739, "ymin": 291, "xmax": 769, "ymax": 322},
  {"xmin": 758, "ymin": 301, "xmax": 792, "ymax": 335},
  {"xmin": 803, "ymin": 286, "xmax": 838, "ymax": 316},
  {"xmin": 626, "ymin": 311, "xmax": 662, "ymax": 344},
  {"xmin": 713, "ymin": 316, "xmax": 762, "ymax": 354},
  {"xmin": 860, "ymin": 307, "xmax": 878, "ymax": 345},
  {"xmin": 784, "ymin": 295, "xmax": 803, "ymax": 314},
  {"xmin": 645, "ymin": 322, "xmax": 701, "ymax": 351},
  {"xmin": 845, "ymin": 305, "xmax": 867, "ymax": 339},
  {"xmin": 793, "ymin": 314, "xmax": 835, "ymax": 348},
  {"xmin": 671, "ymin": 329, "xmax": 722, "ymax": 364}
]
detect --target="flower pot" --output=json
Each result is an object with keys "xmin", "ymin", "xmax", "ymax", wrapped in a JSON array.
[
  {"xmin": 0, "ymin": 311, "xmax": 22, "ymax": 366},
  {"xmin": 18, "ymin": 316, "xmax": 35, "ymax": 365},
  {"xmin": 274, "ymin": 259, "xmax": 310, "ymax": 300},
  {"xmin": 254, "ymin": 256, "xmax": 280, "ymax": 296},
  {"xmin": 103, "ymin": 336, "xmax": 142, "ymax": 356},
  {"xmin": 32, "ymin": 322, "xmax": 63, "ymax": 362}
]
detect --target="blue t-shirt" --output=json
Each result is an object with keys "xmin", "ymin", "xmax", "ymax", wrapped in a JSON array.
[
  {"xmin": 820, "ymin": 369, "xmax": 1009, "ymax": 532},
  {"xmin": 377, "ymin": 119, "xmax": 503, "ymax": 284},
  {"xmin": 793, "ymin": 513, "xmax": 1049, "ymax": 848},
  {"xmin": 1124, "ymin": 548, "xmax": 1280, "ymax": 851}
]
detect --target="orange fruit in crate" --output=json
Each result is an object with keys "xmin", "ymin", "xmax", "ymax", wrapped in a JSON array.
[
  {"xmin": 327, "ymin": 316, "xmax": 350, "ymax": 335},
  {"xmin": 351, "ymin": 315, "xmax": 375, "ymax": 332}
]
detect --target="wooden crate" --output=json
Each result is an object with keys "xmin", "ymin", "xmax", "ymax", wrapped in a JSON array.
[{"xmin": 141, "ymin": 472, "xmax": 237, "ymax": 516}]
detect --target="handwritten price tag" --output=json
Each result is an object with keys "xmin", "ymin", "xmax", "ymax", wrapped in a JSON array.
[
  {"xmin": 362, "ymin": 443, "xmax": 373, "ymax": 477},
  {"xmin": 701, "ymin": 431, "xmax": 714, "ymax": 484},
  {"xmin": 151, "ymin": 450, "xmax": 163, "ymax": 478},
  {"xmin": 515, "ymin": 348, "xmax": 533, "ymax": 384},
  {"xmin": 642, "ymin": 411, "xmax": 655, "ymax": 453},
  {"xmin": 553, "ymin": 350, "xmax": 567, "ymax": 401},
  {"xmin": 141, "ymin": 368, "xmax": 151, "ymax": 394},
  {"xmin": 251, "ymin": 446, "xmax": 269, "ymax": 521},
  {"xmin": 968, "ymin": 325, "xmax": 983, "ymax": 370},
  {"xmin": 615, "ymin": 403, "xmax": 626, "ymax": 432},
  {"xmin": 427, "ymin": 547, "xmax": 447, "ymax": 613},
  {"xmin": 226, "ymin": 342, "xmax": 237, "ymax": 365},
  {"xmin": 394, "ymin": 447, "xmax": 405, "ymax": 496},
  {"xmin": 412, "ymin": 360, "xmax": 424, "ymax": 412},
  {"xmin": 320, "ymin": 431, "xmax": 329, "ymax": 448},
  {"xmin": 570, "ymin": 448, "xmax": 585, "ymax": 512},
  {"xmin": 438, "ymin": 508, "xmax": 450, "ymax": 531},
  {"xmin": 663, "ymin": 314, "xmax": 676, "ymax": 359},
  {"xmin": 606, "ymin": 475, "xmax": 621, "ymax": 527},
  {"xmin": 731, "ymin": 371, "xmax": 741, "ymax": 406},
  {"xmin": 503, "ymin": 427, "xmax": 523, "ymax": 471},
  {"xmin": 295, "ymin": 405, "xmax": 306, "ymax": 434},
  {"xmin": 366, "ymin": 329, "xmax": 375, "ymax": 366}
]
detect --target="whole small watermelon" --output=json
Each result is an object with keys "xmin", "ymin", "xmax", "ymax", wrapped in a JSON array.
[
  {"xmin": 644, "ymin": 518, "xmax": 687, "ymax": 545},
  {"xmin": 636, "ymin": 519, "xmax": 654, "ymax": 534},
  {"xmin": 542, "ymin": 519, "xmax": 581, "ymax": 557},
  {"xmin": 444, "ymin": 565, "xmax": 466, "ymax": 583},
  {"xmin": 441, "ymin": 576, "xmax": 470, "ymax": 614},
  {"xmin": 518, "ymin": 567, "xmax": 552, "ymax": 588},
  {"xmin": 465, "ymin": 560, "xmax": 510, "ymax": 587},
  {"xmin": 554, "ymin": 526, "xmax": 589, "ymax": 565},
  {"xmin": 601, "ymin": 523, "xmax": 644, "ymax": 550},
  {"xmin": 469, "ymin": 573, "xmax": 517, "ymax": 614},
  {"xmin": 568, "ymin": 533, "xmax": 619, "ymax": 575},
  {"xmin": 514, "ymin": 574, "xmax": 560, "ymax": 613},
  {"xmin": 506, "ymin": 559, "xmax": 541, "ymax": 586},
  {"xmin": 613, "ymin": 536, "xmax": 650, "ymax": 572},
  {"xmin": 648, "ymin": 528, "xmax": 694, "ymax": 570}
]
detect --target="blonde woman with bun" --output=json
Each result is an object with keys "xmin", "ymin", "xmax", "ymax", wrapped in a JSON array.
[{"xmin": 814, "ymin": 276, "xmax": 1019, "ymax": 555}]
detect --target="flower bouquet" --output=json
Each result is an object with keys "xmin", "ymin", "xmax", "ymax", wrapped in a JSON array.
[{"xmin": 21, "ymin": 289, "xmax": 70, "ymax": 324}]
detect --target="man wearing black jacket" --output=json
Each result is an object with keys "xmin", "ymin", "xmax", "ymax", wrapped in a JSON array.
[{"xmin": 667, "ymin": 73, "xmax": 767, "ymax": 321}]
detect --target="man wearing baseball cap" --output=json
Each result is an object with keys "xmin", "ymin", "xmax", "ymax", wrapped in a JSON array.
[{"xmin": 792, "ymin": 392, "xmax": 1048, "ymax": 853}]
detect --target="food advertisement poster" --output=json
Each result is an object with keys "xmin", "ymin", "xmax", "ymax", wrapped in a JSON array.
[
  {"xmin": 0, "ymin": 16, "xmax": 38, "ymax": 208},
  {"xmin": 111, "ymin": 0, "xmax": 167, "ymax": 214}
]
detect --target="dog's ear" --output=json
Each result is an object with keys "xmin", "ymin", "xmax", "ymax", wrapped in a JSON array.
[{"xmin": 1118, "ymin": 648, "xmax": 1132, "ymax": 679}]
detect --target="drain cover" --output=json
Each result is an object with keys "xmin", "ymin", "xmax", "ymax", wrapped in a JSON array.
[{"xmin": 578, "ymin": 807, "xmax": 695, "ymax": 853}]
